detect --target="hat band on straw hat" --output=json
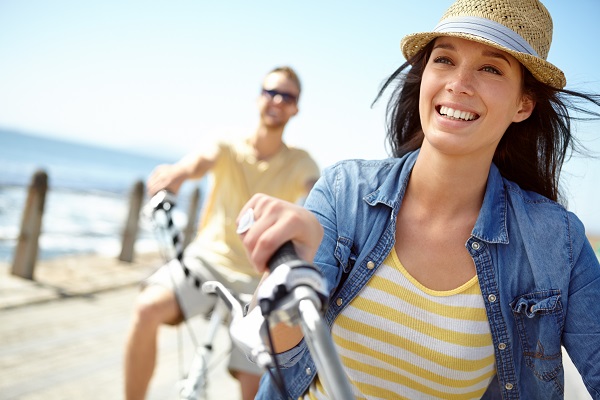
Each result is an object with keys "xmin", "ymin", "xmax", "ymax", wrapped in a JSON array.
[
  {"xmin": 434, "ymin": 16, "xmax": 538, "ymax": 57},
  {"xmin": 400, "ymin": 0, "xmax": 567, "ymax": 88}
]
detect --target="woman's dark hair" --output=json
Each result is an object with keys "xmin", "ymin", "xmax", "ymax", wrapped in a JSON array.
[{"xmin": 374, "ymin": 41, "xmax": 600, "ymax": 203}]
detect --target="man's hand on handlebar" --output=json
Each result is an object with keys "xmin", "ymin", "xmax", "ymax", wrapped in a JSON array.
[{"xmin": 146, "ymin": 164, "xmax": 187, "ymax": 197}]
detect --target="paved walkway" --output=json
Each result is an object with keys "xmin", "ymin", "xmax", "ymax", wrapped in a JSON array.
[
  {"xmin": 0, "ymin": 253, "xmax": 240, "ymax": 400},
  {"xmin": 0, "ymin": 252, "xmax": 161, "ymax": 310},
  {"xmin": 0, "ymin": 250, "xmax": 595, "ymax": 399}
]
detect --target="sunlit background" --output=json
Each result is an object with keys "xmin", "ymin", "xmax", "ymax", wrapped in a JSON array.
[
  {"xmin": 1, "ymin": 0, "xmax": 599, "ymax": 237},
  {"xmin": 0, "ymin": 4, "xmax": 597, "ymax": 398}
]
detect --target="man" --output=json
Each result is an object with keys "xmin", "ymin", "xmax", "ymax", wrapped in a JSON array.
[{"xmin": 124, "ymin": 66, "xmax": 320, "ymax": 400}]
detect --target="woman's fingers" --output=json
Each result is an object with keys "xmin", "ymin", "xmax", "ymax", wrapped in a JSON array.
[
  {"xmin": 237, "ymin": 194, "xmax": 323, "ymax": 273},
  {"xmin": 237, "ymin": 194, "xmax": 283, "ymax": 272}
]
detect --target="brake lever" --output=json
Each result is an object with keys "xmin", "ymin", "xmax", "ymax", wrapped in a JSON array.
[{"xmin": 201, "ymin": 281, "xmax": 274, "ymax": 369}]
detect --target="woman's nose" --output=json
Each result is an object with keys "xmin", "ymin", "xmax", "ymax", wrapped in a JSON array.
[{"xmin": 446, "ymin": 69, "xmax": 475, "ymax": 95}]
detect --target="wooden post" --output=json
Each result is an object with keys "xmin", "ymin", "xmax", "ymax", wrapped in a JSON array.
[
  {"xmin": 12, "ymin": 170, "xmax": 48, "ymax": 279},
  {"xmin": 183, "ymin": 187, "xmax": 201, "ymax": 247},
  {"xmin": 119, "ymin": 180, "xmax": 144, "ymax": 263}
]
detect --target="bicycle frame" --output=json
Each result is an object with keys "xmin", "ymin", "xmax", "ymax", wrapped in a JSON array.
[
  {"xmin": 145, "ymin": 190, "xmax": 234, "ymax": 400},
  {"xmin": 178, "ymin": 300, "xmax": 228, "ymax": 400},
  {"xmin": 149, "ymin": 191, "xmax": 354, "ymax": 398}
]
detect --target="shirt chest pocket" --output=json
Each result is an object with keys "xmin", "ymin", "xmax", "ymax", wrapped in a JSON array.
[{"xmin": 510, "ymin": 290, "xmax": 564, "ymax": 381}]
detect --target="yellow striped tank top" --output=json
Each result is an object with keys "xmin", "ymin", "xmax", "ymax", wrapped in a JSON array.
[{"xmin": 304, "ymin": 247, "xmax": 496, "ymax": 400}]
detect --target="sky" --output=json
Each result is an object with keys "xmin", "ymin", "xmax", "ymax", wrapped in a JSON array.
[{"xmin": 1, "ymin": 0, "xmax": 599, "ymax": 232}]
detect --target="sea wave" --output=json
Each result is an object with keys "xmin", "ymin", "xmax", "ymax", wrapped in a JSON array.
[
  {"xmin": 0, "ymin": 185, "xmax": 191, "ymax": 263},
  {"xmin": 0, "ymin": 130, "xmax": 206, "ymax": 264}
]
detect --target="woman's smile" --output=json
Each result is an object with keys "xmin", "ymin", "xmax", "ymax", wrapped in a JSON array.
[{"xmin": 437, "ymin": 105, "xmax": 479, "ymax": 121}]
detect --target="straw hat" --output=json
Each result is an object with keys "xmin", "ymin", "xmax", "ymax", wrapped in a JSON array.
[{"xmin": 400, "ymin": 0, "xmax": 566, "ymax": 89}]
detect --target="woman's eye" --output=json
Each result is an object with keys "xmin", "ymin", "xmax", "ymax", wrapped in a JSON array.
[
  {"xmin": 482, "ymin": 65, "xmax": 501, "ymax": 75},
  {"xmin": 433, "ymin": 56, "xmax": 452, "ymax": 65}
]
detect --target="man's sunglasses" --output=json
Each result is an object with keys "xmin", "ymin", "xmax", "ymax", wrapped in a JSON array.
[{"xmin": 261, "ymin": 89, "xmax": 298, "ymax": 104}]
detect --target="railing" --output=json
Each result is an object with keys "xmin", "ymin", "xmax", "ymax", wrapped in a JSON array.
[{"xmin": 10, "ymin": 170, "xmax": 201, "ymax": 279}]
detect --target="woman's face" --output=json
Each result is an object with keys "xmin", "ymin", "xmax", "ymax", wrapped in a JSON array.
[{"xmin": 419, "ymin": 36, "xmax": 534, "ymax": 159}]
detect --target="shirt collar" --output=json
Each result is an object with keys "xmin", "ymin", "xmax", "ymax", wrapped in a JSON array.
[
  {"xmin": 364, "ymin": 150, "xmax": 509, "ymax": 244},
  {"xmin": 363, "ymin": 150, "xmax": 419, "ymax": 212},
  {"xmin": 472, "ymin": 163, "xmax": 510, "ymax": 244}
]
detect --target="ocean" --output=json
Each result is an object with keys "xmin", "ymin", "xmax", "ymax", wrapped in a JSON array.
[
  {"xmin": 1, "ymin": 128, "xmax": 598, "ymax": 265},
  {"xmin": 0, "ymin": 129, "xmax": 199, "ymax": 263}
]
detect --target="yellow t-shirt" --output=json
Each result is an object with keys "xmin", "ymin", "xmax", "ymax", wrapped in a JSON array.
[
  {"xmin": 191, "ymin": 138, "xmax": 320, "ymax": 277},
  {"xmin": 305, "ymin": 247, "xmax": 495, "ymax": 399}
]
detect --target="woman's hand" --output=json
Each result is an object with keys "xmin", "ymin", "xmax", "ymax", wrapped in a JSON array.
[{"xmin": 237, "ymin": 194, "xmax": 324, "ymax": 274}]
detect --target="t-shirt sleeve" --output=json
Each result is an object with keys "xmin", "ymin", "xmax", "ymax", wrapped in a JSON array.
[{"xmin": 288, "ymin": 149, "xmax": 321, "ymax": 202}]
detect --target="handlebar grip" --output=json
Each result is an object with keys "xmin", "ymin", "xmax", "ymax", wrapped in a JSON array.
[
  {"xmin": 154, "ymin": 190, "xmax": 177, "ymax": 208},
  {"xmin": 260, "ymin": 241, "xmax": 328, "ymax": 315},
  {"xmin": 267, "ymin": 241, "xmax": 303, "ymax": 272}
]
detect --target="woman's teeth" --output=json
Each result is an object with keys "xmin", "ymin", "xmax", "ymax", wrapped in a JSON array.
[{"xmin": 439, "ymin": 106, "xmax": 477, "ymax": 121}]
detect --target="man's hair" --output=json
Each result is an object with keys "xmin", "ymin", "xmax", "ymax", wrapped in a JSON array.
[
  {"xmin": 373, "ymin": 41, "xmax": 600, "ymax": 203},
  {"xmin": 268, "ymin": 66, "xmax": 302, "ymax": 96}
]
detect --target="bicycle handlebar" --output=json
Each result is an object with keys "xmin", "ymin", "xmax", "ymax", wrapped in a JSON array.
[
  {"xmin": 259, "ymin": 241, "xmax": 328, "ymax": 317},
  {"xmin": 201, "ymin": 281, "xmax": 275, "ymax": 369},
  {"xmin": 267, "ymin": 240, "xmax": 304, "ymax": 270},
  {"xmin": 144, "ymin": 190, "xmax": 186, "ymax": 263},
  {"xmin": 202, "ymin": 240, "xmax": 355, "ymax": 400},
  {"xmin": 150, "ymin": 195, "xmax": 354, "ymax": 398},
  {"xmin": 145, "ymin": 190, "xmax": 177, "ymax": 215}
]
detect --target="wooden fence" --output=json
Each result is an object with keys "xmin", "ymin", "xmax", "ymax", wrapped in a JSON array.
[
  {"xmin": 11, "ymin": 171, "xmax": 201, "ymax": 279},
  {"xmin": 12, "ymin": 171, "xmax": 599, "ymax": 281}
]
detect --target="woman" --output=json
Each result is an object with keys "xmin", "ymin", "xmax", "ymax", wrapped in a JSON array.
[{"xmin": 239, "ymin": 0, "xmax": 600, "ymax": 398}]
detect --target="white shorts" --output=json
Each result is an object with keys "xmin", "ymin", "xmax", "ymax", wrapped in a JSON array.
[{"xmin": 144, "ymin": 253, "xmax": 262, "ymax": 376}]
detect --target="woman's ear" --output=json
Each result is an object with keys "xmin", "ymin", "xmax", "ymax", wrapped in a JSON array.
[{"xmin": 513, "ymin": 94, "xmax": 536, "ymax": 123}]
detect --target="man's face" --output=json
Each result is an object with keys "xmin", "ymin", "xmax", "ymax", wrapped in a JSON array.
[{"xmin": 258, "ymin": 72, "xmax": 299, "ymax": 128}]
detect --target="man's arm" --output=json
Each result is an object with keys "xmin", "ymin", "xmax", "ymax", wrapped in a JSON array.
[{"xmin": 146, "ymin": 142, "xmax": 220, "ymax": 196}]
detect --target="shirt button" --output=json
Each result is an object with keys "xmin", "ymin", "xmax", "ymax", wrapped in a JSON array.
[
  {"xmin": 505, "ymin": 383, "xmax": 514, "ymax": 390},
  {"xmin": 498, "ymin": 343, "xmax": 507, "ymax": 350},
  {"xmin": 488, "ymin": 294, "xmax": 497, "ymax": 303},
  {"xmin": 305, "ymin": 367, "xmax": 311, "ymax": 375},
  {"xmin": 336, "ymin": 298, "xmax": 343, "ymax": 306},
  {"xmin": 366, "ymin": 261, "xmax": 375, "ymax": 270},
  {"xmin": 471, "ymin": 242, "xmax": 481, "ymax": 250}
]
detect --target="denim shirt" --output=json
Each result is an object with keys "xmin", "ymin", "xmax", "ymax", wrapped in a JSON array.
[{"xmin": 255, "ymin": 150, "xmax": 600, "ymax": 400}]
